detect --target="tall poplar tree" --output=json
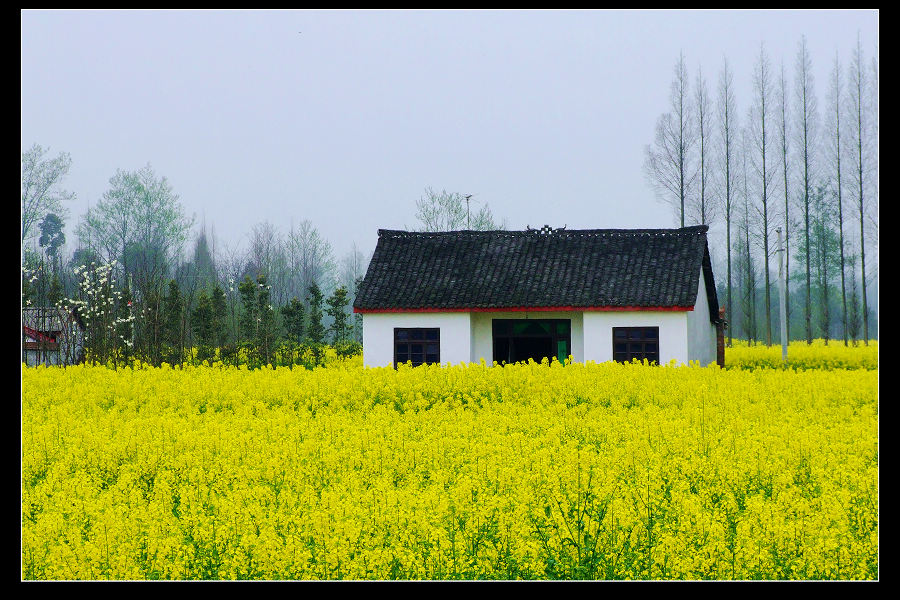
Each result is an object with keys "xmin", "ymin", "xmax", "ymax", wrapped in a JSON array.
[
  {"xmin": 749, "ymin": 43, "xmax": 776, "ymax": 346},
  {"xmin": 795, "ymin": 35, "xmax": 819, "ymax": 344},
  {"xmin": 847, "ymin": 34, "xmax": 871, "ymax": 344},
  {"xmin": 739, "ymin": 129, "xmax": 758, "ymax": 343},
  {"xmin": 644, "ymin": 51, "xmax": 696, "ymax": 228},
  {"xmin": 693, "ymin": 66, "xmax": 714, "ymax": 225},
  {"xmin": 825, "ymin": 50, "xmax": 849, "ymax": 345},
  {"xmin": 717, "ymin": 57, "xmax": 738, "ymax": 346},
  {"xmin": 777, "ymin": 63, "xmax": 792, "ymax": 342}
]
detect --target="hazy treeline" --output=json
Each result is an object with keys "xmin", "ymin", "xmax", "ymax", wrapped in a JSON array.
[
  {"xmin": 645, "ymin": 35, "xmax": 878, "ymax": 345},
  {"xmin": 21, "ymin": 156, "xmax": 370, "ymax": 368}
]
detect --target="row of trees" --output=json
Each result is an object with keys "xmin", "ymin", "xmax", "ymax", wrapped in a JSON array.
[
  {"xmin": 23, "ymin": 258, "xmax": 358, "ymax": 368},
  {"xmin": 21, "ymin": 151, "xmax": 371, "ymax": 368},
  {"xmin": 645, "ymin": 35, "xmax": 877, "ymax": 345}
]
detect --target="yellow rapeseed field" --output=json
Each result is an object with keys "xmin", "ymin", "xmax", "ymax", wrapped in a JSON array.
[
  {"xmin": 22, "ymin": 347, "xmax": 878, "ymax": 580},
  {"xmin": 725, "ymin": 339, "xmax": 878, "ymax": 371}
]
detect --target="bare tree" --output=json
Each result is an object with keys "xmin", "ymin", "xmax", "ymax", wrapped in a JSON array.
[
  {"xmin": 339, "ymin": 242, "xmax": 369, "ymax": 342},
  {"xmin": 869, "ymin": 45, "xmax": 878, "ymax": 332},
  {"xmin": 246, "ymin": 221, "xmax": 281, "ymax": 279},
  {"xmin": 776, "ymin": 63, "xmax": 792, "ymax": 343},
  {"xmin": 21, "ymin": 144, "xmax": 75, "ymax": 249},
  {"xmin": 846, "ymin": 33, "xmax": 874, "ymax": 344},
  {"xmin": 245, "ymin": 221, "xmax": 292, "ymax": 307},
  {"xmin": 215, "ymin": 239, "xmax": 247, "ymax": 343},
  {"xmin": 748, "ymin": 43, "xmax": 777, "ymax": 346},
  {"xmin": 739, "ymin": 128, "xmax": 758, "ymax": 343},
  {"xmin": 644, "ymin": 51, "xmax": 697, "ymax": 228},
  {"xmin": 692, "ymin": 66, "xmax": 715, "ymax": 226},
  {"xmin": 717, "ymin": 56, "xmax": 739, "ymax": 346},
  {"xmin": 414, "ymin": 188, "xmax": 500, "ymax": 231},
  {"xmin": 824, "ymin": 50, "xmax": 849, "ymax": 345},
  {"xmin": 285, "ymin": 220, "xmax": 301, "ymax": 302},
  {"xmin": 794, "ymin": 35, "xmax": 819, "ymax": 344},
  {"xmin": 339, "ymin": 243, "xmax": 367, "ymax": 298},
  {"xmin": 285, "ymin": 220, "xmax": 336, "ymax": 306}
]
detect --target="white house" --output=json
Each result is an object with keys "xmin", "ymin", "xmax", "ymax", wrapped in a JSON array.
[{"xmin": 353, "ymin": 225, "xmax": 724, "ymax": 368}]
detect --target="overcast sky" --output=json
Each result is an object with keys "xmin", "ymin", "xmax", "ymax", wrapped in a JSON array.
[{"xmin": 21, "ymin": 9, "xmax": 878, "ymax": 267}]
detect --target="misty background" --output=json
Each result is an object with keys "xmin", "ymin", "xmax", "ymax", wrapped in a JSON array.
[{"xmin": 21, "ymin": 9, "xmax": 878, "ymax": 359}]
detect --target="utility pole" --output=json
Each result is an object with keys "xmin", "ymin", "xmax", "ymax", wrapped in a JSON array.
[
  {"xmin": 464, "ymin": 195, "xmax": 472, "ymax": 229},
  {"xmin": 777, "ymin": 227, "xmax": 787, "ymax": 363}
]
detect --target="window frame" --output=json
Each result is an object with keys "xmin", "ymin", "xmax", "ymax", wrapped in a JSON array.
[
  {"xmin": 393, "ymin": 327, "xmax": 440, "ymax": 368},
  {"xmin": 612, "ymin": 326, "xmax": 660, "ymax": 365}
]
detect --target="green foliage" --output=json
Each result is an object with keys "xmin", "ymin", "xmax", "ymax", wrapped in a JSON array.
[
  {"xmin": 76, "ymin": 164, "xmax": 193, "ymax": 294},
  {"xmin": 238, "ymin": 276, "xmax": 258, "ymax": 342},
  {"xmin": 115, "ymin": 282, "xmax": 134, "ymax": 364},
  {"xmin": 163, "ymin": 280, "xmax": 184, "ymax": 365},
  {"xmin": 190, "ymin": 231, "xmax": 217, "ymax": 293},
  {"xmin": 123, "ymin": 242, "xmax": 168, "ymax": 290},
  {"xmin": 238, "ymin": 275, "xmax": 276, "ymax": 367},
  {"xmin": 22, "ymin": 269, "xmax": 35, "ymax": 308},
  {"xmin": 847, "ymin": 254, "xmax": 861, "ymax": 342},
  {"xmin": 38, "ymin": 213, "xmax": 66, "ymax": 267},
  {"xmin": 210, "ymin": 285, "xmax": 228, "ymax": 348},
  {"xmin": 47, "ymin": 273, "xmax": 63, "ymax": 308},
  {"xmin": 191, "ymin": 290, "xmax": 215, "ymax": 363},
  {"xmin": 219, "ymin": 343, "xmax": 239, "ymax": 367},
  {"xmin": 306, "ymin": 282, "xmax": 326, "ymax": 346},
  {"xmin": 326, "ymin": 286, "xmax": 350, "ymax": 343},
  {"xmin": 255, "ymin": 275, "xmax": 276, "ymax": 366},
  {"xmin": 70, "ymin": 248, "xmax": 101, "ymax": 274},
  {"xmin": 140, "ymin": 288, "xmax": 164, "ymax": 366},
  {"xmin": 334, "ymin": 339, "xmax": 362, "ymax": 359},
  {"xmin": 281, "ymin": 297, "xmax": 306, "ymax": 344}
]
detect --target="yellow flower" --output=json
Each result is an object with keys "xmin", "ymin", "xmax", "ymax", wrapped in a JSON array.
[{"xmin": 22, "ymin": 347, "xmax": 877, "ymax": 580}]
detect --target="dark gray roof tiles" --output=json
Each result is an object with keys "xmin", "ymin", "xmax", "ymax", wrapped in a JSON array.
[{"xmin": 354, "ymin": 225, "xmax": 720, "ymax": 322}]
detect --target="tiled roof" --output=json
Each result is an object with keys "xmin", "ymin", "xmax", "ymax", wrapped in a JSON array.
[{"xmin": 354, "ymin": 225, "xmax": 720, "ymax": 322}]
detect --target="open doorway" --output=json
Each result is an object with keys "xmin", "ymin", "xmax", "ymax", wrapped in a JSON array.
[{"xmin": 492, "ymin": 319, "xmax": 570, "ymax": 365}]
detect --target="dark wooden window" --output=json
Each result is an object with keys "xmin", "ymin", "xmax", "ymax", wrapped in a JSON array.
[
  {"xmin": 612, "ymin": 327, "xmax": 659, "ymax": 364},
  {"xmin": 394, "ymin": 328, "xmax": 440, "ymax": 367},
  {"xmin": 492, "ymin": 319, "xmax": 571, "ymax": 365}
]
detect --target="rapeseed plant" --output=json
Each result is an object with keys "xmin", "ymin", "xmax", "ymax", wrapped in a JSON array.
[{"xmin": 22, "ymin": 348, "xmax": 877, "ymax": 580}]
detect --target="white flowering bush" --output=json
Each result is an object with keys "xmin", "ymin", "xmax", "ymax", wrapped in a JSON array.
[{"xmin": 62, "ymin": 261, "xmax": 135, "ymax": 366}]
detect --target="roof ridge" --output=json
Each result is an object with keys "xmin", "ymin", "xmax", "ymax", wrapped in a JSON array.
[{"xmin": 378, "ymin": 225, "xmax": 709, "ymax": 237}]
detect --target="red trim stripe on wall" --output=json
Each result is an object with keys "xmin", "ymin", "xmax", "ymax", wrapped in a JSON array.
[{"xmin": 354, "ymin": 305, "xmax": 693, "ymax": 314}]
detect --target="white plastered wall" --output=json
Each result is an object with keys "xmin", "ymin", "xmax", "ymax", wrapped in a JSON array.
[
  {"xmin": 361, "ymin": 312, "xmax": 472, "ymax": 368},
  {"xmin": 582, "ymin": 310, "xmax": 689, "ymax": 365},
  {"xmin": 469, "ymin": 311, "xmax": 585, "ymax": 365},
  {"xmin": 362, "ymin": 296, "xmax": 714, "ymax": 367},
  {"xmin": 686, "ymin": 267, "xmax": 718, "ymax": 366}
]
